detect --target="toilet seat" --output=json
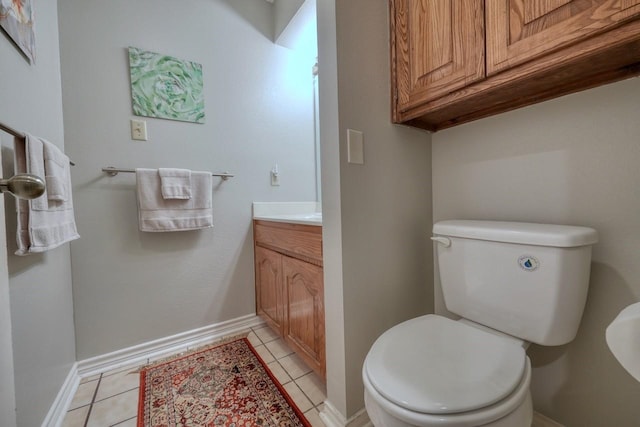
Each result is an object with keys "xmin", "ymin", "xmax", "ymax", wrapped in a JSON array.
[
  {"xmin": 364, "ymin": 315, "xmax": 527, "ymax": 417},
  {"xmin": 363, "ymin": 358, "xmax": 531, "ymax": 427}
]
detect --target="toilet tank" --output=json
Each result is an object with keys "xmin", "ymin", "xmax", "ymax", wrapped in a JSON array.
[{"xmin": 433, "ymin": 220, "xmax": 598, "ymax": 346}]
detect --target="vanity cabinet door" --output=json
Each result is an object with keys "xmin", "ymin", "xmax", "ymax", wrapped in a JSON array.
[
  {"xmin": 255, "ymin": 246, "xmax": 284, "ymax": 335},
  {"xmin": 486, "ymin": 0, "xmax": 640, "ymax": 75},
  {"xmin": 282, "ymin": 255, "xmax": 325, "ymax": 379}
]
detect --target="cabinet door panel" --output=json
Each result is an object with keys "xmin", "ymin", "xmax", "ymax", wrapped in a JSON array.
[
  {"xmin": 486, "ymin": 0, "xmax": 640, "ymax": 75},
  {"xmin": 393, "ymin": 0, "xmax": 484, "ymax": 111},
  {"xmin": 255, "ymin": 247, "xmax": 283, "ymax": 334},
  {"xmin": 282, "ymin": 256, "xmax": 325, "ymax": 378}
]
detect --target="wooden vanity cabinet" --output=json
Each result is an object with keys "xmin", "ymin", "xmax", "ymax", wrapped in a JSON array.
[
  {"xmin": 281, "ymin": 256, "xmax": 325, "ymax": 378},
  {"xmin": 253, "ymin": 220, "xmax": 325, "ymax": 380},
  {"xmin": 391, "ymin": 0, "xmax": 640, "ymax": 131},
  {"xmin": 255, "ymin": 246, "xmax": 285, "ymax": 335}
]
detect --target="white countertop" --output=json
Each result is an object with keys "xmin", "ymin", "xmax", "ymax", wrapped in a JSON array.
[{"xmin": 252, "ymin": 202, "xmax": 322, "ymax": 226}]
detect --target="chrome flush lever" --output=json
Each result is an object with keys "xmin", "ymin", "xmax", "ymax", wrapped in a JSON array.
[{"xmin": 431, "ymin": 236, "xmax": 451, "ymax": 247}]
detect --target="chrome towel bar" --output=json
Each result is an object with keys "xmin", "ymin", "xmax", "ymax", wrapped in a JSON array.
[
  {"xmin": 102, "ymin": 166, "xmax": 234, "ymax": 181},
  {"xmin": 0, "ymin": 120, "xmax": 76, "ymax": 166}
]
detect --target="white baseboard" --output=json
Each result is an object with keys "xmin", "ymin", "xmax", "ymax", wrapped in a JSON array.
[
  {"xmin": 320, "ymin": 400, "xmax": 372, "ymax": 427},
  {"xmin": 41, "ymin": 362, "xmax": 79, "ymax": 427},
  {"xmin": 46, "ymin": 314, "xmax": 264, "ymax": 427},
  {"xmin": 77, "ymin": 314, "xmax": 264, "ymax": 378},
  {"xmin": 347, "ymin": 408, "xmax": 372, "ymax": 427},
  {"xmin": 319, "ymin": 401, "xmax": 346, "ymax": 427},
  {"xmin": 532, "ymin": 411, "xmax": 565, "ymax": 427}
]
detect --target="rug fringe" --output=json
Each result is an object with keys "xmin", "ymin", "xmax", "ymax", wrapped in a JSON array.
[{"xmin": 136, "ymin": 331, "xmax": 250, "ymax": 371}]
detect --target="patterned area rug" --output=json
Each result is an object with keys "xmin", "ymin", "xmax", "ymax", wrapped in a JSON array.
[{"xmin": 138, "ymin": 337, "xmax": 311, "ymax": 427}]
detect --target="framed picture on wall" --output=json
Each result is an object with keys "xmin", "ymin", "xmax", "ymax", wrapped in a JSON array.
[
  {"xmin": 0, "ymin": 0, "xmax": 36, "ymax": 64},
  {"xmin": 128, "ymin": 47, "xmax": 205, "ymax": 124}
]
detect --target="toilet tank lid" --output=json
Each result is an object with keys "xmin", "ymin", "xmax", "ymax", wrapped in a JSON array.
[{"xmin": 433, "ymin": 220, "xmax": 598, "ymax": 247}]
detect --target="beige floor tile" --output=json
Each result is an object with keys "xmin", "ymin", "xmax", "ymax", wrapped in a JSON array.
[
  {"xmin": 247, "ymin": 331, "xmax": 262, "ymax": 347},
  {"xmin": 253, "ymin": 344, "xmax": 276, "ymax": 364},
  {"xmin": 279, "ymin": 353, "xmax": 312, "ymax": 379},
  {"xmin": 80, "ymin": 373, "xmax": 101, "ymax": 384},
  {"xmin": 296, "ymin": 372, "xmax": 326, "ymax": 406},
  {"xmin": 61, "ymin": 405, "xmax": 90, "ymax": 427},
  {"xmin": 253, "ymin": 325, "xmax": 280, "ymax": 343},
  {"xmin": 283, "ymin": 381, "xmax": 314, "ymax": 413},
  {"xmin": 112, "ymin": 416, "xmax": 137, "ymax": 426},
  {"xmin": 102, "ymin": 363, "xmax": 143, "ymax": 377},
  {"xmin": 304, "ymin": 407, "xmax": 326, "ymax": 427},
  {"xmin": 87, "ymin": 388, "xmax": 138, "ymax": 427},
  {"xmin": 68, "ymin": 380, "xmax": 98, "ymax": 410},
  {"xmin": 265, "ymin": 338, "xmax": 294, "ymax": 359},
  {"xmin": 267, "ymin": 360, "xmax": 292, "ymax": 385},
  {"xmin": 146, "ymin": 350, "xmax": 187, "ymax": 365},
  {"xmin": 95, "ymin": 369, "xmax": 140, "ymax": 401}
]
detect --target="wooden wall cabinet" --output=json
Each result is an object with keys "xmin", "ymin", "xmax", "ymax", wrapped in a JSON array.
[
  {"xmin": 391, "ymin": 0, "xmax": 640, "ymax": 131},
  {"xmin": 254, "ymin": 220, "xmax": 325, "ymax": 380}
]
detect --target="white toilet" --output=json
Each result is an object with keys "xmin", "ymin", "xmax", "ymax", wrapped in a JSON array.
[
  {"xmin": 363, "ymin": 220, "xmax": 598, "ymax": 427},
  {"xmin": 606, "ymin": 301, "xmax": 640, "ymax": 383}
]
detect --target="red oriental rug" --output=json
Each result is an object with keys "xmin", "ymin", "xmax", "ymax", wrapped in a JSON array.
[{"xmin": 137, "ymin": 337, "xmax": 312, "ymax": 427}]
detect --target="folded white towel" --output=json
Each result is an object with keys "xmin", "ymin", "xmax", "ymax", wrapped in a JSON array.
[
  {"xmin": 136, "ymin": 168, "xmax": 213, "ymax": 232},
  {"xmin": 43, "ymin": 139, "xmax": 69, "ymax": 202},
  {"xmin": 14, "ymin": 134, "xmax": 80, "ymax": 255},
  {"xmin": 158, "ymin": 168, "xmax": 191, "ymax": 200}
]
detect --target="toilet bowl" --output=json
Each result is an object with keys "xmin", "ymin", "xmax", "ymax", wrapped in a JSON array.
[{"xmin": 363, "ymin": 315, "xmax": 533, "ymax": 427}]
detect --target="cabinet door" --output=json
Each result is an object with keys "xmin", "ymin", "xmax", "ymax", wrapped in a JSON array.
[
  {"xmin": 392, "ymin": 0, "xmax": 485, "ymax": 113},
  {"xmin": 255, "ymin": 246, "xmax": 284, "ymax": 334},
  {"xmin": 486, "ymin": 0, "xmax": 640, "ymax": 75},
  {"xmin": 282, "ymin": 256, "xmax": 325, "ymax": 379}
]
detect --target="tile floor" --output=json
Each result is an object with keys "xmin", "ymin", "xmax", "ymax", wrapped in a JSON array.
[{"xmin": 62, "ymin": 325, "xmax": 327, "ymax": 427}]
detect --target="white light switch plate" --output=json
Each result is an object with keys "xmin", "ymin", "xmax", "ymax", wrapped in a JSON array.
[
  {"xmin": 131, "ymin": 119, "xmax": 148, "ymax": 141},
  {"xmin": 347, "ymin": 129, "xmax": 364, "ymax": 164}
]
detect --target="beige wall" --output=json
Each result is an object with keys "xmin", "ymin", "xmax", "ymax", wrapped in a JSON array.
[
  {"xmin": 58, "ymin": 0, "xmax": 318, "ymax": 360},
  {"xmin": 432, "ymin": 77, "xmax": 640, "ymax": 426},
  {"xmin": 0, "ymin": 1, "xmax": 77, "ymax": 425},
  {"xmin": 317, "ymin": 0, "xmax": 348, "ymax": 417},
  {"xmin": 318, "ymin": 0, "xmax": 433, "ymax": 418},
  {"xmin": 274, "ymin": 0, "xmax": 305, "ymax": 41}
]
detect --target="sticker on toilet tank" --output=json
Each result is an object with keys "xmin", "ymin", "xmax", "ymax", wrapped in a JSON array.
[{"xmin": 518, "ymin": 255, "xmax": 539, "ymax": 272}]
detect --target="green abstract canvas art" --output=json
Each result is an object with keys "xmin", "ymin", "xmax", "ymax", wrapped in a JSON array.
[{"xmin": 128, "ymin": 47, "xmax": 205, "ymax": 123}]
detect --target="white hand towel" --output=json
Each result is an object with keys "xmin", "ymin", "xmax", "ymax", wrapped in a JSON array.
[
  {"xmin": 14, "ymin": 134, "xmax": 80, "ymax": 255},
  {"xmin": 43, "ymin": 139, "xmax": 69, "ymax": 202},
  {"xmin": 136, "ymin": 168, "xmax": 213, "ymax": 232},
  {"xmin": 158, "ymin": 168, "xmax": 191, "ymax": 199}
]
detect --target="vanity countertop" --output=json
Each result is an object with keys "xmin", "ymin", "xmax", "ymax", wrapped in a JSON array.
[{"xmin": 252, "ymin": 202, "xmax": 322, "ymax": 226}]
